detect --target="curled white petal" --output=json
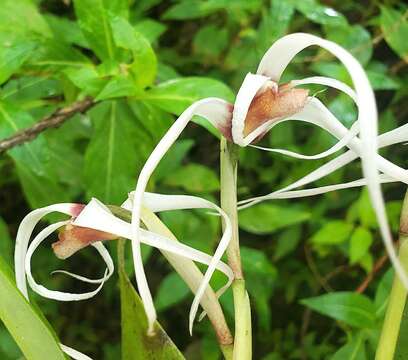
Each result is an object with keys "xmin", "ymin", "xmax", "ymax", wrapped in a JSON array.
[
  {"xmin": 15, "ymin": 203, "xmax": 77, "ymax": 298},
  {"xmin": 257, "ymin": 32, "xmax": 408, "ymax": 290},
  {"xmin": 74, "ymin": 198, "xmax": 233, "ymax": 332},
  {"xmin": 60, "ymin": 344, "xmax": 93, "ymax": 360},
  {"xmin": 129, "ymin": 98, "xmax": 232, "ymax": 333},
  {"xmin": 25, "ymin": 220, "xmax": 113, "ymax": 301},
  {"xmin": 231, "ymin": 73, "xmax": 274, "ymax": 146},
  {"xmin": 290, "ymin": 76, "xmax": 357, "ymax": 102}
]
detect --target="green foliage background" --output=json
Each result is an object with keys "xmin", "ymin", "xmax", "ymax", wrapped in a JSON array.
[{"xmin": 0, "ymin": 0, "xmax": 407, "ymax": 359}]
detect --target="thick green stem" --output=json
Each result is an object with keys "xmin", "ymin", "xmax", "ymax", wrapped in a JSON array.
[
  {"xmin": 376, "ymin": 191, "xmax": 408, "ymax": 360},
  {"xmin": 220, "ymin": 137, "xmax": 252, "ymax": 359}
]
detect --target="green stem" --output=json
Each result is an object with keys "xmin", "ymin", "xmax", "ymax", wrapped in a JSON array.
[
  {"xmin": 376, "ymin": 191, "xmax": 408, "ymax": 360},
  {"xmin": 220, "ymin": 137, "xmax": 252, "ymax": 359}
]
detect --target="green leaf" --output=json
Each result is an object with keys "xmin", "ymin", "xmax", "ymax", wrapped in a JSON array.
[
  {"xmin": 0, "ymin": 217, "xmax": 12, "ymax": 265},
  {"xmin": 349, "ymin": 227, "xmax": 373, "ymax": 264},
  {"xmin": 73, "ymin": 0, "xmax": 116, "ymax": 60},
  {"xmin": 395, "ymin": 294, "xmax": 408, "ymax": 359},
  {"xmin": 257, "ymin": 0, "xmax": 294, "ymax": 56},
  {"xmin": 155, "ymin": 139, "xmax": 194, "ymax": 181},
  {"xmin": 142, "ymin": 77, "xmax": 234, "ymax": 115},
  {"xmin": 366, "ymin": 61, "xmax": 400, "ymax": 90},
  {"xmin": 163, "ymin": 163, "xmax": 219, "ymax": 193},
  {"xmin": 374, "ymin": 269, "xmax": 393, "ymax": 317},
  {"xmin": 291, "ymin": 0, "xmax": 347, "ymax": 26},
  {"xmin": 96, "ymin": 75, "xmax": 137, "ymax": 100},
  {"xmin": 110, "ymin": 16, "xmax": 157, "ymax": 87},
  {"xmin": 380, "ymin": 6, "xmax": 408, "ymax": 61},
  {"xmin": 331, "ymin": 333, "xmax": 366, "ymax": 360},
  {"xmin": 134, "ymin": 19, "xmax": 167, "ymax": 44},
  {"xmin": 0, "ymin": 0, "xmax": 51, "ymax": 37},
  {"xmin": 0, "ymin": 40, "xmax": 37, "ymax": 85},
  {"xmin": 117, "ymin": 240, "xmax": 184, "ymax": 360},
  {"xmin": 84, "ymin": 101, "xmax": 143, "ymax": 204},
  {"xmin": 155, "ymin": 273, "xmax": 190, "ymax": 312},
  {"xmin": 311, "ymin": 221, "xmax": 353, "ymax": 245},
  {"xmin": 239, "ymin": 203, "xmax": 310, "ymax": 235},
  {"xmin": 163, "ymin": 0, "xmax": 259, "ymax": 20},
  {"xmin": 301, "ymin": 292, "xmax": 376, "ymax": 328},
  {"xmin": 193, "ymin": 25, "xmax": 228, "ymax": 59},
  {"xmin": 44, "ymin": 14, "xmax": 89, "ymax": 48},
  {"xmin": 273, "ymin": 226, "xmax": 301, "ymax": 260},
  {"xmin": 0, "ymin": 256, "xmax": 65, "ymax": 359},
  {"xmin": 325, "ymin": 24, "xmax": 372, "ymax": 65},
  {"xmin": 0, "ymin": 102, "xmax": 49, "ymax": 176}
]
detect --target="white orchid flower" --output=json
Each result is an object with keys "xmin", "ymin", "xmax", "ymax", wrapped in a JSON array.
[
  {"xmin": 15, "ymin": 194, "xmax": 233, "ymax": 358},
  {"xmin": 130, "ymin": 32, "xmax": 408, "ymax": 335}
]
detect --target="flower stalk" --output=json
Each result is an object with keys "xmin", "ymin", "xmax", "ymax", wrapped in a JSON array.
[
  {"xmin": 376, "ymin": 190, "xmax": 408, "ymax": 360},
  {"xmin": 220, "ymin": 137, "xmax": 252, "ymax": 359}
]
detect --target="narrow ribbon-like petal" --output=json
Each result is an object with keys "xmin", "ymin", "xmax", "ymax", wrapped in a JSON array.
[
  {"xmin": 14, "ymin": 203, "xmax": 81, "ymax": 298},
  {"xmin": 129, "ymin": 98, "xmax": 232, "ymax": 333},
  {"xmin": 74, "ymin": 199, "xmax": 233, "ymax": 331},
  {"xmin": 25, "ymin": 220, "xmax": 114, "ymax": 301},
  {"xmin": 254, "ymin": 32, "xmax": 408, "ymax": 290}
]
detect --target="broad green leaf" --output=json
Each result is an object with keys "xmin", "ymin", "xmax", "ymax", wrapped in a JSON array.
[
  {"xmin": 380, "ymin": 6, "xmax": 408, "ymax": 61},
  {"xmin": 155, "ymin": 139, "xmax": 194, "ymax": 181},
  {"xmin": 366, "ymin": 61, "xmax": 400, "ymax": 90},
  {"xmin": 96, "ymin": 75, "xmax": 137, "ymax": 100},
  {"xmin": 0, "ymin": 326, "xmax": 21, "ymax": 359},
  {"xmin": 134, "ymin": 19, "xmax": 167, "ymax": 43},
  {"xmin": 0, "ymin": 0, "xmax": 51, "ymax": 37},
  {"xmin": 141, "ymin": 77, "xmax": 234, "ymax": 114},
  {"xmin": 301, "ymin": 292, "xmax": 376, "ymax": 328},
  {"xmin": 117, "ymin": 240, "xmax": 184, "ymax": 360},
  {"xmin": 15, "ymin": 163, "xmax": 70, "ymax": 208},
  {"xmin": 325, "ymin": 24, "xmax": 372, "ymax": 65},
  {"xmin": 193, "ymin": 25, "xmax": 228, "ymax": 59},
  {"xmin": 349, "ymin": 227, "xmax": 373, "ymax": 264},
  {"xmin": 155, "ymin": 273, "xmax": 190, "ymax": 312},
  {"xmin": 239, "ymin": 203, "xmax": 310, "ymax": 235},
  {"xmin": 162, "ymin": 0, "xmax": 258, "ymax": 20},
  {"xmin": 374, "ymin": 269, "xmax": 393, "ymax": 317},
  {"xmin": 163, "ymin": 163, "xmax": 219, "ymax": 193},
  {"xmin": 331, "ymin": 334, "xmax": 366, "ymax": 360},
  {"xmin": 110, "ymin": 16, "xmax": 157, "ymax": 87},
  {"xmin": 0, "ymin": 102, "xmax": 49, "ymax": 176},
  {"xmin": 0, "ymin": 256, "xmax": 65, "ymax": 359},
  {"xmin": 0, "ymin": 217, "xmax": 12, "ymax": 265},
  {"xmin": 291, "ymin": 0, "xmax": 347, "ymax": 26},
  {"xmin": 257, "ymin": 0, "xmax": 294, "ymax": 56},
  {"xmin": 44, "ymin": 14, "xmax": 89, "ymax": 48},
  {"xmin": 273, "ymin": 226, "xmax": 301, "ymax": 260},
  {"xmin": 241, "ymin": 247, "xmax": 277, "ymax": 331},
  {"xmin": 311, "ymin": 221, "xmax": 353, "ymax": 245},
  {"xmin": 73, "ymin": 0, "xmax": 116, "ymax": 60},
  {"xmin": 64, "ymin": 67, "xmax": 107, "ymax": 96},
  {"xmin": 84, "ymin": 101, "xmax": 143, "ymax": 204},
  {"xmin": 0, "ymin": 40, "xmax": 37, "ymax": 85}
]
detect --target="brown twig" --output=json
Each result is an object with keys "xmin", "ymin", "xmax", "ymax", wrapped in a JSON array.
[
  {"xmin": 0, "ymin": 97, "xmax": 95, "ymax": 153},
  {"xmin": 356, "ymin": 253, "xmax": 389, "ymax": 293}
]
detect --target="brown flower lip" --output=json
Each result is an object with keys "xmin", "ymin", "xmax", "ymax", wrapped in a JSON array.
[
  {"xmin": 52, "ymin": 223, "xmax": 117, "ymax": 260},
  {"xmin": 242, "ymin": 82, "xmax": 309, "ymax": 139}
]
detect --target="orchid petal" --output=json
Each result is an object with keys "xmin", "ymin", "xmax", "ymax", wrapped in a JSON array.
[
  {"xmin": 60, "ymin": 344, "xmax": 93, "ymax": 360},
  {"xmin": 51, "ymin": 242, "xmax": 114, "ymax": 285},
  {"xmin": 129, "ymin": 98, "xmax": 232, "ymax": 333},
  {"xmin": 291, "ymin": 76, "xmax": 357, "ymax": 102},
  {"xmin": 25, "ymin": 220, "xmax": 113, "ymax": 301},
  {"xmin": 231, "ymin": 73, "xmax": 273, "ymax": 146},
  {"xmin": 74, "ymin": 198, "xmax": 233, "ymax": 332},
  {"xmin": 14, "ymin": 203, "xmax": 80, "ymax": 298},
  {"xmin": 257, "ymin": 32, "xmax": 408, "ymax": 290}
]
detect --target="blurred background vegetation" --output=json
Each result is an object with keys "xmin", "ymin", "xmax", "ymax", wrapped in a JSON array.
[{"xmin": 0, "ymin": 0, "xmax": 407, "ymax": 359}]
